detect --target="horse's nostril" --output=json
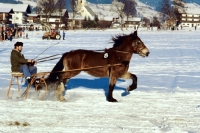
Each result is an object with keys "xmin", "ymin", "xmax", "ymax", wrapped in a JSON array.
[{"xmin": 146, "ymin": 52, "xmax": 150, "ymax": 56}]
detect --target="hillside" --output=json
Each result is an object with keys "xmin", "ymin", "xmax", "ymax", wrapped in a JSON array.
[
  {"xmin": 87, "ymin": 0, "xmax": 160, "ymax": 20},
  {"xmin": 14, "ymin": 0, "xmax": 160, "ymax": 20},
  {"xmin": 139, "ymin": 0, "xmax": 200, "ymax": 10},
  {"xmin": 1, "ymin": 0, "xmax": 199, "ymax": 20},
  {"xmin": 88, "ymin": 0, "xmax": 200, "ymax": 11}
]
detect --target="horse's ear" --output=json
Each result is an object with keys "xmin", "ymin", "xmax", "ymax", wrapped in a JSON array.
[{"xmin": 133, "ymin": 30, "xmax": 137, "ymax": 37}]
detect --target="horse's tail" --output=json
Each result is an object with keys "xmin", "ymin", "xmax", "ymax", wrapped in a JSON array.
[{"xmin": 47, "ymin": 52, "xmax": 67, "ymax": 82}]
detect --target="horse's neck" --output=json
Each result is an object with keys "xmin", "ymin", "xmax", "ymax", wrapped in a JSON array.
[{"xmin": 109, "ymin": 48, "xmax": 133, "ymax": 61}]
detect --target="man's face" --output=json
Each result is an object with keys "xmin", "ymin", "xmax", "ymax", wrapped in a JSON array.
[{"xmin": 17, "ymin": 46, "xmax": 23, "ymax": 52}]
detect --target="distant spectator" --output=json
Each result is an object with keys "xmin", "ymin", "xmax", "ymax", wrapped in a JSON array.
[
  {"xmin": 150, "ymin": 23, "xmax": 153, "ymax": 31},
  {"xmin": 63, "ymin": 30, "xmax": 65, "ymax": 40},
  {"xmin": 26, "ymin": 32, "xmax": 28, "ymax": 39},
  {"xmin": 9, "ymin": 29, "xmax": 13, "ymax": 41}
]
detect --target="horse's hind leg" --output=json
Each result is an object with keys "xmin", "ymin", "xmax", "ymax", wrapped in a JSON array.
[
  {"xmin": 121, "ymin": 72, "xmax": 137, "ymax": 92},
  {"xmin": 56, "ymin": 81, "xmax": 66, "ymax": 102}
]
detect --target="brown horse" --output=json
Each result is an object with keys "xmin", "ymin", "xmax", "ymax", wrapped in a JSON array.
[{"xmin": 47, "ymin": 31, "xmax": 150, "ymax": 102}]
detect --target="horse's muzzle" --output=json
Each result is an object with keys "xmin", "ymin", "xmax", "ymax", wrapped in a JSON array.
[
  {"xmin": 139, "ymin": 48, "xmax": 150, "ymax": 57},
  {"xmin": 146, "ymin": 51, "xmax": 150, "ymax": 57}
]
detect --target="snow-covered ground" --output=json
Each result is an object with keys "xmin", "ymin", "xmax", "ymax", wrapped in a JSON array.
[{"xmin": 0, "ymin": 27, "xmax": 200, "ymax": 132}]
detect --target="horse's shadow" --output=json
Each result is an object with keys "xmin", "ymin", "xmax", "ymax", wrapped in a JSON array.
[
  {"xmin": 64, "ymin": 78, "xmax": 130, "ymax": 97},
  {"xmin": 0, "ymin": 49, "xmax": 7, "ymax": 53}
]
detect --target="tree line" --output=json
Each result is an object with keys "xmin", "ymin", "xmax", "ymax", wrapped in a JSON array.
[{"xmin": 34, "ymin": 0, "xmax": 185, "ymax": 29}]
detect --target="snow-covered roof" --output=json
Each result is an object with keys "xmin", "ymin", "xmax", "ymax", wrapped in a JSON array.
[
  {"xmin": 40, "ymin": 9, "xmax": 68, "ymax": 17},
  {"xmin": 127, "ymin": 17, "xmax": 142, "ymax": 22},
  {"xmin": 51, "ymin": 9, "xmax": 68, "ymax": 16},
  {"xmin": 0, "ymin": 3, "xmax": 31, "ymax": 13},
  {"xmin": 102, "ymin": 16, "xmax": 113, "ymax": 21},
  {"xmin": 84, "ymin": 6, "xmax": 95, "ymax": 16},
  {"xmin": 0, "ymin": 8, "xmax": 14, "ymax": 13},
  {"xmin": 184, "ymin": 3, "xmax": 200, "ymax": 14},
  {"xmin": 27, "ymin": 14, "xmax": 39, "ymax": 17},
  {"xmin": 68, "ymin": 13, "xmax": 85, "ymax": 20}
]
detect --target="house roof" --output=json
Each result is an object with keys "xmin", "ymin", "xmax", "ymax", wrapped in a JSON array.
[
  {"xmin": 51, "ymin": 9, "xmax": 68, "ymax": 16},
  {"xmin": 68, "ymin": 13, "xmax": 85, "ymax": 20},
  {"xmin": 181, "ymin": 3, "xmax": 200, "ymax": 15},
  {"xmin": 0, "ymin": 8, "xmax": 14, "ymax": 13},
  {"xmin": 127, "ymin": 17, "xmax": 142, "ymax": 22},
  {"xmin": 27, "ymin": 14, "xmax": 39, "ymax": 17},
  {"xmin": 40, "ymin": 9, "xmax": 68, "ymax": 17},
  {"xmin": 84, "ymin": 6, "xmax": 95, "ymax": 16},
  {"xmin": 0, "ymin": 3, "xmax": 31, "ymax": 13},
  {"xmin": 102, "ymin": 16, "xmax": 113, "ymax": 21}
]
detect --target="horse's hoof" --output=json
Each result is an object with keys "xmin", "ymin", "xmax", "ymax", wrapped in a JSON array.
[
  {"xmin": 60, "ymin": 98, "xmax": 66, "ymax": 102},
  {"xmin": 107, "ymin": 98, "xmax": 118, "ymax": 102},
  {"xmin": 126, "ymin": 85, "xmax": 137, "ymax": 92}
]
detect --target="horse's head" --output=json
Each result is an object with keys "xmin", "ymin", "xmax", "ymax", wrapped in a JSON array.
[{"xmin": 130, "ymin": 31, "xmax": 150, "ymax": 57}]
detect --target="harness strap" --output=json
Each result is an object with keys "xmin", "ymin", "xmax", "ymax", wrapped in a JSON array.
[{"xmin": 36, "ymin": 48, "xmax": 133, "ymax": 63}]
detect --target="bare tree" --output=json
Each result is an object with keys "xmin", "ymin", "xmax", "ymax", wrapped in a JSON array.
[
  {"xmin": 152, "ymin": 16, "xmax": 161, "ymax": 27},
  {"xmin": 56, "ymin": 0, "xmax": 67, "ymax": 28},
  {"xmin": 172, "ymin": 0, "xmax": 185, "ymax": 21},
  {"xmin": 70, "ymin": 0, "xmax": 78, "ymax": 30},
  {"xmin": 122, "ymin": 0, "xmax": 137, "ymax": 21},
  {"xmin": 160, "ymin": 0, "xmax": 173, "ymax": 20},
  {"xmin": 37, "ymin": 0, "xmax": 57, "ymax": 24},
  {"xmin": 142, "ymin": 17, "xmax": 150, "ymax": 27},
  {"xmin": 111, "ymin": 0, "xmax": 125, "ymax": 30}
]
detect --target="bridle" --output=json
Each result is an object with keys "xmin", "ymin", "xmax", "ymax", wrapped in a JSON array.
[{"xmin": 132, "ymin": 40, "xmax": 147, "ymax": 55}]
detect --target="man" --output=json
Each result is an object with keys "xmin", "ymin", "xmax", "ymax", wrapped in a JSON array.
[
  {"xmin": 63, "ymin": 30, "xmax": 65, "ymax": 40},
  {"xmin": 10, "ymin": 42, "xmax": 37, "ymax": 82}
]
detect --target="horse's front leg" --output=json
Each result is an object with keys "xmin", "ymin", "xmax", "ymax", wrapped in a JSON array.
[
  {"xmin": 121, "ymin": 72, "xmax": 137, "ymax": 92},
  {"xmin": 108, "ymin": 76, "xmax": 118, "ymax": 102}
]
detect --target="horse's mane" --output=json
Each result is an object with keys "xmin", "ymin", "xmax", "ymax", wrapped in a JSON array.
[{"xmin": 112, "ymin": 33, "xmax": 134, "ymax": 48}]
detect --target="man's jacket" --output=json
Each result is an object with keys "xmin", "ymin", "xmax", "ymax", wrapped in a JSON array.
[{"xmin": 10, "ymin": 49, "xmax": 27, "ymax": 72}]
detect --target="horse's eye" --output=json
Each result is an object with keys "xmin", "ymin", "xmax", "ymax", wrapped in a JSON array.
[{"xmin": 136, "ymin": 41, "xmax": 141, "ymax": 45}]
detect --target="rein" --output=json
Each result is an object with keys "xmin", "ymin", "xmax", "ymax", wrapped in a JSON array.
[
  {"xmin": 36, "ymin": 54, "xmax": 62, "ymax": 63},
  {"xmin": 96, "ymin": 49, "xmax": 132, "ymax": 54},
  {"xmin": 34, "ymin": 42, "xmax": 60, "ymax": 60},
  {"xmin": 32, "ymin": 63, "xmax": 123, "ymax": 75},
  {"xmin": 36, "ymin": 49, "xmax": 133, "ymax": 63}
]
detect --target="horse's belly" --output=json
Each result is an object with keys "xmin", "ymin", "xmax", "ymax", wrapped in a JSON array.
[{"xmin": 85, "ymin": 68, "xmax": 109, "ymax": 77}]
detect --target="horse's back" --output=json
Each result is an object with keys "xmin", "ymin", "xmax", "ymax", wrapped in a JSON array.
[{"xmin": 64, "ymin": 49, "xmax": 108, "ymax": 67}]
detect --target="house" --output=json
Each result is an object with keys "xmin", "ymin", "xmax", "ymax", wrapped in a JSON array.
[
  {"xmin": 0, "ymin": 8, "xmax": 14, "ymax": 24},
  {"xmin": 180, "ymin": 3, "xmax": 200, "ymax": 28},
  {"xmin": 0, "ymin": 3, "xmax": 31, "ymax": 25},
  {"xmin": 124, "ymin": 17, "xmax": 142, "ymax": 28},
  {"xmin": 68, "ymin": 13, "xmax": 85, "ymax": 29},
  {"xmin": 27, "ymin": 13, "xmax": 40, "ymax": 24},
  {"xmin": 39, "ymin": 9, "xmax": 69, "ymax": 29}
]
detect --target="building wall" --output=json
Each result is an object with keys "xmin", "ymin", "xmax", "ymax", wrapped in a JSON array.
[
  {"xmin": 12, "ymin": 12, "xmax": 24, "ymax": 24},
  {"xmin": 80, "ymin": 7, "xmax": 93, "ymax": 19},
  {"xmin": 181, "ymin": 13, "xmax": 200, "ymax": 27}
]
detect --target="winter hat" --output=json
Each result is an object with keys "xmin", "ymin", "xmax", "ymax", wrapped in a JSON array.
[{"xmin": 14, "ymin": 42, "xmax": 23, "ymax": 47}]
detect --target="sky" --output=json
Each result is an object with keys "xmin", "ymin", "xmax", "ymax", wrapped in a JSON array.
[{"xmin": 0, "ymin": 27, "xmax": 200, "ymax": 132}]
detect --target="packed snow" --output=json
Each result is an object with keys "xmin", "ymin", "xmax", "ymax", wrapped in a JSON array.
[{"xmin": 0, "ymin": 27, "xmax": 200, "ymax": 132}]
